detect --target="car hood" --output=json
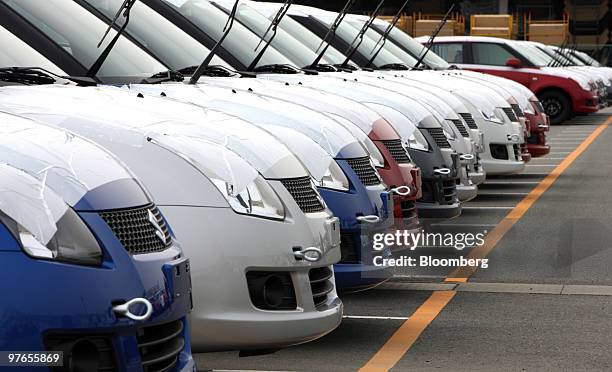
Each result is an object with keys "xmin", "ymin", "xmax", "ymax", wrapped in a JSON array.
[
  {"xmin": 0, "ymin": 112, "xmax": 147, "ymax": 243},
  {"xmin": 0, "ymin": 85, "xmax": 307, "ymax": 181}
]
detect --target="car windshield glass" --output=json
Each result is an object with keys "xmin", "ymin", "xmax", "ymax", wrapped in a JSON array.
[
  {"xmin": 513, "ymin": 43, "xmax": 553, "ymax": 66},
  {"xmin": 212, "ymin": 1, "xmax": 317, "ymax": 68},
  {"xmin": 276, "ymin": 14, "xmax": 346, "ymax": 64},
  {"xmin": 577, "ymin": 50, "xmax": 600, "ymax": 66},
  {"xmin": 559, "ymin": 49, "xmax": 585, "ymax": 65},
  {"xmin": 345, "ymin": 20, "xmax": 418, "ymax": 66},
  {"xmin": 2, "ymin": 0, "xmax": 167, "ymax": 81},
  {"xmin": 371, "ymin": 22, "xmax": 450, "ymax": 69},
  {"xmin": 161, "ymin": 0, "xmax": 293, "ymax": 69},
  {"xmin": 312, "ymin": 15, "xmax": 405, "ymax": 66},
  {"xmin": 82, "ymin": 0, "xmax": 231, "ymax": 72},
  {"xmin": 0, "ymin": 25, "xmax": 65, "ymax": 74}
]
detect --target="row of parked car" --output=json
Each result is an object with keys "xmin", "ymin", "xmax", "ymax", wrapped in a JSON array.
[{"xmin": 0, "ymin": 0, "xmax": 609, "ymax": 370}]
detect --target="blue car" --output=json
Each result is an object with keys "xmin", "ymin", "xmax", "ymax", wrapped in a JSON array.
[{"xmin": 0, "ymin": 112, "xmax": 196, "ymax": 371}]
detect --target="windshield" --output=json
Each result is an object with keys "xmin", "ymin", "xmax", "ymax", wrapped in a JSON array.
[
  {"xmin": 558, "ymin": 49, "xmax": 585, "ymax": 66},
  {"xmin": 371, "ymin": 22, "xmax": 450, "ymax": 70},
  {"xmin": 0, "ymin": 25, "xmax": 65, "ymax": 74},
  {"xmin": 160, "ymin": 0, "xmax": 293, "ymax": 69},
  {"xmin": 277, "ymin": 13, "xmax": 347, "ymax": 65},
  {"xmin": 321, "ymin": 17, "xmax": 405, "ymax": 66},
  {"xmin": 82, "ymin": 0, "xmax": 231, "ymax": 72},
  {"xmin": 576, "ymin": 50, "xmax": 600, "ymax": 66},
  {"xmin": 2, "ymin": 0, "xmax": 167, "ymax": 81},
  {"xmin": 212, "ymin": 1, "xmax": 318, "ymax": 68},
  {"xmin": 513, "ymin": 42, "xmax": 555, "ymax": 66}
]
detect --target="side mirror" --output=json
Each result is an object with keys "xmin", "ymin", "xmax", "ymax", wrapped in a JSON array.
[{"xmin": 506, "ymin": 57, "xmax": 522, "ymax": 68}]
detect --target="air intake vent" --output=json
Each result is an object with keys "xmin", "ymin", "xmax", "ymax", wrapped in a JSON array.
[
  {"xmin": 339, "ymin": 233, "xmax": 360, "ymax": 263},
  {"xmin": 281, "ymin": 177, "xmax": 325, "ymax": 213},
  {"xmin": 425, "ymin": 128, "xmax": 451, "ymax": 148},
  {"xmin": 138, "ymin": 320, "xmax": 185, "ymax": 372},
  {"xmin": 309, "ymin": 266, "xmax": 334, "ymax": 309},
  {"xmin": 451, "ymin": 119, "xmax": 470, "ymax": 137},
  {"xmin": 511, "ymin": 104, "xmax": 525, "ymax": 118},
  {"xmin": 381, "ymin": 139, "xmax": 411, "ymax": 163},
  {"xmin": 99, "ymin": 204, "xmax": 171, "ymax": 255},
  {"xmin": 346, "ymin": 157, "xmax": 381, "ymax": 186},
  {"xmin": 459, "ymin": 113, "xmax": 478, "ymax": 129},
  {"xmin": 502, "ymin": 107, "xmax": 518, "ymax": 122}
]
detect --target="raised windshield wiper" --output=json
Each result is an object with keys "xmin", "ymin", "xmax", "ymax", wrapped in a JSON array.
[
  {"xmin": 140, "ymin": 70, "xmax": 184, "ymax": 84},
  {"xmin": 189, "ymin": 0, "xmax": 239, "ymax": 84},
  {"xmin": 246, "ymin": 0, "xmax": 293, "ymax": 72},
  {"xmin": 87, "ymin": 0, "xmax": 136, "ymax": 79},
  {"xmin": 180, "ymin": 64, "xmax": 254, "ymax": 78},
  {"xmin": 365, "ymin": 0, "xmax": 410, "ymax": 68},
  {"xmin": 0, "ymin": 67, "xmax": 96, "ymax": 86},
  {"xmin": 339, "ymin": 0, "xmax": 386, "ymax": 68},
  {"xmin": 413, "ymin": 3, "xmax": 454, "ymax": 70},
  {"xmin": 308, "ymin": 0, "xmax": 357, "ymax": 70}
]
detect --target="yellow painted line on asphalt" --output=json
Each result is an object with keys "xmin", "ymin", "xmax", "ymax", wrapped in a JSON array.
[{"xmin": 359, "ymin": 119, "xmax": 610, "ymax": 372}]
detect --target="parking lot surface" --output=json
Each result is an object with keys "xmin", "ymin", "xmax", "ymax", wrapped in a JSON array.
[{"xmin": 196, "ymin": 111, "xmax": 612, "ymax": 372}]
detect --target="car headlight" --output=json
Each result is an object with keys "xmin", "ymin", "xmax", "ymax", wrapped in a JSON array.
[
  {"xmin": 441, "ymin": 120, "xmax": 457, "ymax": 139},
  {"xmin": 313, "ymin": 161, "xmax": 349, "ymax": 191},
  {"xmin": 407, "ymin": 129, "xmax": 429, "ymax": 151},
  {"xmin": 480, "ymin": 109, "xmax": 504, "ymax": 124},
  {"xmin": 574, "ymin": 77, "xmax": 592, "ymax": 91},
  {"xmin": 1, "ymin": 209, "xmax": 103, "ymax": 266},
  {"xmin": 212, "ymin": 175, "xmax": 285, "ymax": 220}
]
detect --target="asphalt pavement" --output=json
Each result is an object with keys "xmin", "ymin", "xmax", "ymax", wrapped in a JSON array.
[{"xmin": 195, "ymin": 111, "xmax": 612, "ymax": 372}]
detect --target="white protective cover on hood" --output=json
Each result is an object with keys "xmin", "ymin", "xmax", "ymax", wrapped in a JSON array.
[
  {"xmin": 0, "ymin": 85, "xmax": 306, "ymax": 182},
  {"xmin": 0, "ymin": 164, "xmax": 68, "ymax": 246},
  {"xmin": 0, "ymin": 113, "xmax": 138, "ymax": 244}
]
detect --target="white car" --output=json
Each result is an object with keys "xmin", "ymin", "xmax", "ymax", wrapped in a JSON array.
[{"xmin": 0, "ymin": 84, "xmax": 343, "ymax": 352}]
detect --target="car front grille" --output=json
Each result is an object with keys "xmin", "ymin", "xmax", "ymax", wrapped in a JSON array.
[
  {"xmin": 339, "ymin": 233, "xmax": 360, "ymax": 263},
  {"xmin": 502, "ymin": 107, "xmax": 518, "ymax": 122},
  {"xmin": 246, "ymin": 271, "xmax": 297, "ymax": 310},
  {"xmin": 420, "ymin": 179, "xmax": 458, "ymax": 205},
  {"xmin": 459, "ymin": 113, "xmax": 478, "ymax": 129},
  {"xmin": 450, "ymin": 119, "xmax": 470, "ymax": 137},
  {"xmin": 381, "ymin": 139, "xmax": 411, "ymax": 163},
  {"xmin": 309, "ymin": 266, "xmax": 334, "ymax": 309},
  {"xmin": 511, "ymin": 104, "xmax": 525, "ymax": 118},
  {"xmin": 513, "ymin": 144, "xmax": 521, "ymax": 160},
  {"xmin": 425, "ymin": 127, "xmax": 451, "ymax": 148},
  {"xmin": 281, "ymin": 176, "xmax": 325, "ymax": 213},
  {"xmin": 99, "ymin": 204, "xmax": 171, "ymax": 255},
  {"xmin": 138, "ymin": 320, "xmax": 185, "ymax": 372},
  {"xmin": 346, "ymin": 157, "xmax": 381, "ymax": 186}
]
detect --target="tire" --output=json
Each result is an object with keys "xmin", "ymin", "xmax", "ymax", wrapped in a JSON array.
[{"xmin": 538, "ymin": 90, "xmax": 572, "ymax": 125}]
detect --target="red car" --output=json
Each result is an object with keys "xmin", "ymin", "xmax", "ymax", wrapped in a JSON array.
[{"xmin": 423, "ymin": 36, "xmax": 600, "ymax": 124}]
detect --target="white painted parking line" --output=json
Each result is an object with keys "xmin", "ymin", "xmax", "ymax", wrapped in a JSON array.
[
  {"xmin": 483, "ymin": 181, "xmax": 540, "ymax": 185},
  {"xmin": 380, "ymin": 282, "xmax": 612, "ymax": 296},
  {"xmin": 343, "ymin": 315, "xmax": 410, "ymax": 320},
  {"xmin": 392, "ymin": 274, "xmax": 448, "ymax": 281},
  {"xmin": 538, "ymin": 157, "xmax": 566, "ymax": 160},
  {"xmin": 549, "ymin": 152, "xmax": 571, "ymax": 155},
  {"xmin": 525, "ymin": 164, "xmax": 557, "ymax": 167},
  {"xmin": 477, "ymin": 192, "xmax": 529, "ymax": 196},
  {"xmin": 462, "ymin": 206, "xmax": 514, "ymax": 210},
  {"xmin": 431, "ymin": 223, "xmax": 498, "ymax": 227}
]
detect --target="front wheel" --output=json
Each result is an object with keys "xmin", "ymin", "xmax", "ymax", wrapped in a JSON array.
[{"xmin": 539, "ymin": 91, "xmax": 571, "ymax": 125}]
